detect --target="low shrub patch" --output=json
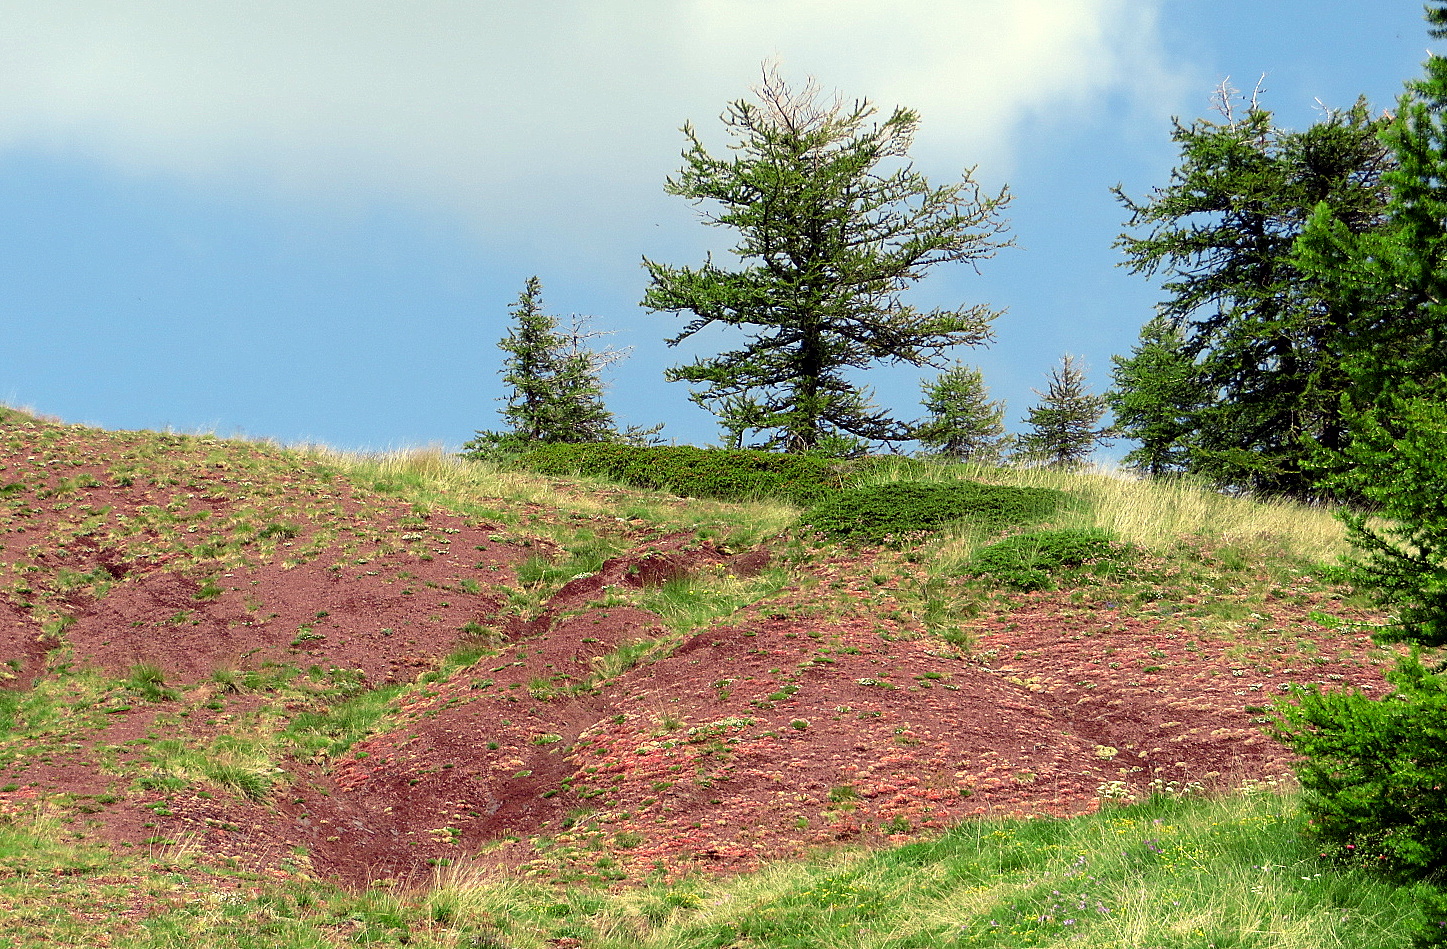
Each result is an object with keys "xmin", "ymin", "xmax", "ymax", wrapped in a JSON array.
[
  {"xmin": 512, "ymin": 444, "xmax": 848, "ymax": 506},
  {"xmin": 1272, "ymin": 654, "xmax": 1447, "ymax": 880},
  {"xmin": 802, "ymin": 481, "xmax": 1066, "ymax": 544},
  {"xmin": 966, "ymin": 527, "xmax": 1138, "ymax": 590}
]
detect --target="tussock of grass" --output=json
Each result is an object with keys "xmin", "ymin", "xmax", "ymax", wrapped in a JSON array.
[
  {"xmin": 585, "ymin": 636, "xmax": 675, "ymax": 683},
  {"xmin": 634, "ymin": 565, "xmax": 789, "ymax": 635},
  {"xmin": 139, "ymin": 734, "xmax": 283, "ymax": 802},
  {"xmin": 123, "ymin": 663, "xmax": 177, "ymax": 703},
  {"xmin": 515, "ymin": 535, "xmax": 619, "ymax": 589}
]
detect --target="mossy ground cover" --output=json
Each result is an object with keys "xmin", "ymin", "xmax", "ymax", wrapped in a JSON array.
[{"xmin": 965, "ymin": 528, "xmax": 1139, "ymax": 591}]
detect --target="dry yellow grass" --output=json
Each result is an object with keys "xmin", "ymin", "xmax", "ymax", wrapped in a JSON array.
[
  {"xmin": 855, "ymin": 458, "xmax": 1348, "ymax": 563},
  {"xmin": 318, "ymin": 446, "xmax": 799, "ymax": 548}
]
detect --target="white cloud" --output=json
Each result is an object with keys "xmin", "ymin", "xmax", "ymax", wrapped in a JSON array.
[
  {"xmin": 0, "ymin": 0, "xmax": 1183, "ymax": 258},
  {"xmin": 684, "ymin": 1, "xmax": 1181, "ymax": 162}
]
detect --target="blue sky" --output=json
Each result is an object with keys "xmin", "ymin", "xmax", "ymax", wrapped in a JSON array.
[{"xmin": 0, "ymin": 2, "xmax": 1434, "ymax": 455}]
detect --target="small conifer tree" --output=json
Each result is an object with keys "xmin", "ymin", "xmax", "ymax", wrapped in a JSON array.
[
  {"xmin": 1106, "ymin": 317, "xmax": 1205, "ymax": 478},
  {"xmin": 1017, "ymin": 355, "xmax": 1111, "ymax": 469},
  {"xmin": 912, "ymin": 364, "xmax": 1010, "ymax": 463},
  {"xmin": 465, "ymin": 277, "xmax": 617, "ymax": 455}
]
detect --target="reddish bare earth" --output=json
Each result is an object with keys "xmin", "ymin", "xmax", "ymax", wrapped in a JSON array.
[{"xmin": 0, "ymin": 414, "xmax": 1393, "ymax": 889}]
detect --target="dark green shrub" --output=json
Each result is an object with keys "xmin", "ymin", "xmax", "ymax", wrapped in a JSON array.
[
  {"xmin": 965, "ymin": 528, "xmax": 1136, "ymax": 590},
  {"xmin": 514, "ymin": 444, "xmax": 849, "ymax": 506},
  {"xmin": 801, "ymin": 481, "xmax": 1066, "ymax": 544},
  {"xmin": 1416, "ymin": 885, "xmax": 1447, "ymax": 948},
  {"xmin": 1272, "ymin": 654, "xmax": 1447, "ymax": 882}
]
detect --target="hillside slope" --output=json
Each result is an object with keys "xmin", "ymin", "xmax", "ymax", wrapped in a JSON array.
[{"xmin": 0, "ymin": 409, "xmax": 1393, "ymax": 889}]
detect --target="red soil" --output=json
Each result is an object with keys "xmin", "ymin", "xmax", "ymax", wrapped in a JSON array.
[{"xmin": 0, "ymin": 417, "xmax": 1394, "ymax": 889}]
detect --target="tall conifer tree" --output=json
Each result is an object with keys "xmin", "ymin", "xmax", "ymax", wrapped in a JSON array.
[
  {"xmin": 1295, "ymin": 2, "xmax": 1447, "ymax": 647},
  {"xmin": 1273, "ymin": 13, "xmax": 1447, "ymax": 942},
  {"xmin": 1114, "ymin": 92, "xmax": 1391, "ymax": 498},
  {"xmin": 642, "ymin": 68, "xmax": 1012, "ymax": 453}
]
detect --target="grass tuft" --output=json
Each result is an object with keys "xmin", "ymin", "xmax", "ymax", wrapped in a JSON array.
[{"xmin": 124, "ymin": 663, "xmax": 177, "ymax": 703}]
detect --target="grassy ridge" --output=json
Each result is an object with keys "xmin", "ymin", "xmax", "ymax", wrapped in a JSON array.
[
  {"xmin": 329, "ymin": 448, "xmax": 1361, "ymax": 669},
  {"xmin": 326, "ymin": 446, "xmax": 1348, "ymax": 574}
]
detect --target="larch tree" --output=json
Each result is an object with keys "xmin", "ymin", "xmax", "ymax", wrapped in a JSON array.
[
  {"xmin": 912, "ymin": 363, "xmax": 1010, "ymax": 463},
  {"xmin": 1017, "ymin": 355, "xmax": 1111, "ymax": 469},
  {"xmin": 641, "ymin": 67, "xmax": 1012, "ymax": 454},
  {"xmin": 1114, "ymin": 87, "xmax": 1392, "ymax": 499}
]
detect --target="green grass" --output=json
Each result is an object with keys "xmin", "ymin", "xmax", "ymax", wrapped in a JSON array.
[
  {"xmin": 629, "ymin": 789, "xmax": 1415, "ymax": 949},
  {"xmin": 281, "ymin": 682, "xmax": 410, "ymax": 762},
  {"xmin": 0, "ymin": 789, "xmax": 1422, "ymax": 947},
  {"xmin": 0, "ymin": 661, "xmax": 412, "ymax": 812},
  {"xmin": 124, "ymin": 670, "xmax": 411, "ymax": 803},
  {"xmin": 833, "ymin": 459, "xmax": 1353, "ymax": 627},
  {"xmin": 353, "ymin": 790, "xmax": 1426, "ymax": 948},
  {"xmin": 633, "ymin": 561, "xmax": 791, "ymax": 635},
  {"xmin": 138, "ymin": 732, "xmax": 283, "ymax": 803}
]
